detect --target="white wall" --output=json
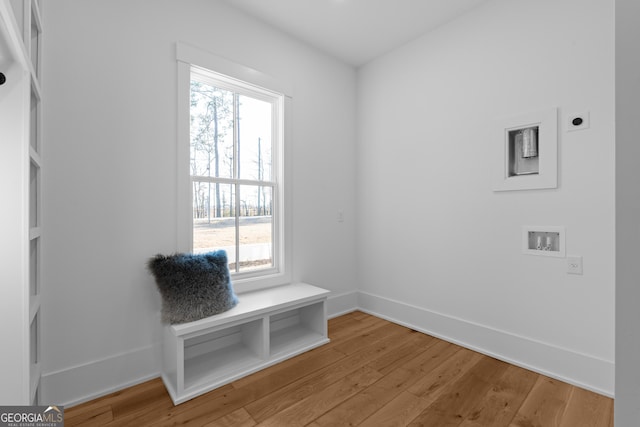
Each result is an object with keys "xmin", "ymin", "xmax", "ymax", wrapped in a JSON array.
[
  {"xmin": 615, "ymin": 0, "xmax": 640, "ymax": 423},
  {"xmin": 357, "ymin": 0, "xmax": 614, "ymax": 395},
  {"xmin": 41, "ymin": 0, "xmax": 619, "ymax": 407},
  {"xmin": 41, "ymin": 0, "xmax": 357, "ymax": 405}
]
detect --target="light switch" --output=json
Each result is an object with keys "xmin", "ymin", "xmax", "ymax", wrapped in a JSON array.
[{"xmin": 567, "ymin": 256, "xmax": 583, "ymax": 275}]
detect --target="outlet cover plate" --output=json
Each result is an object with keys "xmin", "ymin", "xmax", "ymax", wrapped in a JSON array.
[
  {"xmin": 567, "ymin": 112, "xmax": 590, "ymax": 132},
  {"xmin": 567, "ymin": 256, "xmax": 583, "ymax": 275}
]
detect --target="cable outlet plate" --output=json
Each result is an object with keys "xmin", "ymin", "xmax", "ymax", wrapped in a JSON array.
[{"xmin": 567, "ymin": 112, "xmax": 590, "ymax": 132}]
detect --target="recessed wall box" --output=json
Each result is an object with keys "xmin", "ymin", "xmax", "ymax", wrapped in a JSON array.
[
  {"xmin": 508, "ymin": 126, "xmax": 539, "ymax": 176},
  {"xmin": 522, "ymin": 226, "xmax": 565, "ymax": 257},
  {"xmin": 494, "ymin": 108, "xmax": 558, "ymax": 191}
]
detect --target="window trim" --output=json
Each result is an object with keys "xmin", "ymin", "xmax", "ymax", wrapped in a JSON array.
[{"xmin": 176, "ymin": 42, "xmax": 292, "ymax": 293}]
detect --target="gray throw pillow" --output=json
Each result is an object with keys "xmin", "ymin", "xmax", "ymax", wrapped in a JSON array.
[{"xmin": 148, "ymin": 250, "xmax": 238, "ymax": 324}]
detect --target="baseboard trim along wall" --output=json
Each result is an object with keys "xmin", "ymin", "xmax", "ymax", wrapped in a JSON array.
[
  {"xmin": 41, "ymin": 344, "xmax": 162, "ymax": 407},
  {"xmin": 357, "ymin": 290, "xmax": 614, "ymax": 397},
  {"xmin": 43, "ymin": 289, "xmax": 612, "ymax": 407},
  {"xmin": 327, "ymin": 290, "xmax": 359, "ymax": 319},
  {"xmin": 42, "ymin": 291, "xmax": 358, "ymax": 407}
]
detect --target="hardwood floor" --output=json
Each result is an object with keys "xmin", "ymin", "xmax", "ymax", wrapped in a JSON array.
[{"xmin": 65, "ymin": 312, "xmax": 614, "ymax": 426}]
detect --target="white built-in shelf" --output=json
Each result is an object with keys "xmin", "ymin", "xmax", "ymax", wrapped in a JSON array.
[
  {"xmin": 29, "ymin": 294, "xmax": 40, "ymax": 322},
  {"xmin": 0, "ymin": 0, "xmax": 44, "ymax": 404},
  {"xmin": 29, "ymin": 227, "xmax": 41, "ymax": 240},
  {"xmin": 269, "ymin": 301, "xmax": 326, "ymax": 357},
  {"xmin": 29, "ymin": 147, "xmax": 41, "ymax": 166},
  {"xmin": 183, "ymin": 343, "xmax": 262, "ymax": 391},
  {"xmin": 162, "ymin": 282, "xmax": 330, "ymax": 405}
]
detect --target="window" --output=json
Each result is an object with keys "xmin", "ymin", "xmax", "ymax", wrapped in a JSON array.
[
  {"xmin": 177, "ymin": 44, "xmax": 292, "ymax": 291},
  {"xmin": 190, "ymin": 69, "xmax": 280, "ymax": 274}
]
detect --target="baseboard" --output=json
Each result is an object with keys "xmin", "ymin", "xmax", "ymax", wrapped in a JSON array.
[
  {"xmin": 41, "ymin": 290, "xmax": 358, "ymax": 407},
  {"xmin": 42, "ymin": 289, "xmax": 613, "ymax": 407},
  {"xmin": 326, "ymin": 290, "xmax": 358, "ymax": 318},
  {"xmin": 357, "ymin": 290, "xmax": 614, "ymax": 397},
  {"xmin": 41, "ymin": 344, "xmax": 162, "ymax": 407}
]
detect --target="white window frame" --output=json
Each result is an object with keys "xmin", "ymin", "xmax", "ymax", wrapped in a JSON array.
[{"xmin": 176, "ymin": 42, "xmax": 292, "ymax": 293}]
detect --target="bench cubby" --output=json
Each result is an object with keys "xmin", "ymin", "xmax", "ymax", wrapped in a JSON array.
[
  {"xmin": 162, "ymin": 283, "xmax": 329, "ymax": 404},
  {"xmin": 269, "ymin": 301, "xmax": 326, "ymax": 358}
]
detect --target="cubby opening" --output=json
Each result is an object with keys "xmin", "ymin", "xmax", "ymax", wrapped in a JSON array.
[
  {"xmin": 183, "ymin": 319, "xmax": 264, "ymax": 391},
  {"xmin": 30, "ymin": 314, "xmax": 38, "ymax": 367},
  {"xmin": 30, "ymin": 88, "xmax": 39, "ymax": 152},
  {"xmin": 29, "ymin": 238, "xmax": 38, "ymax": 296},
  {"xmin": 30, "ymin": 9, "xmax": 40, "ymax": 75},
  {"xmin": 270, "ymin": 302, "xmax": 325, "ymax": 357},
  {"xmin": 29, "ymin": 162, "xmax": 38, "ymax": 228},
  {"xmin": 29, "ymin": 309, "xmax": 41, "ymax": 402}
]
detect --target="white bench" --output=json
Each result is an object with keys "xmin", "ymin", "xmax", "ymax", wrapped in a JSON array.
[{"xmin": 162, "ymin": 282, "xmax": 330, "ymax": 404}]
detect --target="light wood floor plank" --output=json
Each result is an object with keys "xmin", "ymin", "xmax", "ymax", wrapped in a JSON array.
[
  {"xmin": 366, "ymin": 330, "xmax": 436, "ymax": 375},
  {"xmin": 327, "ymin": 312, "xmax": 387, "ymax": 342},
  {"xmin": 407, "ymin": 346, "xmax": 484, "ymax": 399},
  {"xmin": 407, "ymin": 356, "xmax": 511, "ymax": 426},
  {"xmin": 313, "ymin": 339, "xmax": 457, "ymax": 426},
  {"xmin": 108, "ymin": 377, "xmax": 175, "ymax": 420},
  {"xmin": 255, "ymin": 365, "xmax": 383, "ymax": 427},
  {"xmin": 63, "ymin": 311, "xmax": 613, "ymax": 427},
  {"xmin": 358, "ymin": 391, "xmax": 430, "ymax": 427},
  {"xmin": 330, "ymin": 321, "xmax": 414, "ymax": 355},
  {"xmin": 64, "ymin": 404, "xmax": 113, "ymax": 427},
  {"xmin": 458, "ymin": 364, "xmax": 538, "ymax": 427},
  {"xmin": 202, "ymin": 408, "xmax": 256, "ymax": 427},
  {"xmin": 359, "ymin": 348, "xmax": 483, "ymax": 427},
  {"xmin": 244, "ymin": 321, "xmax": 417, "ymax": 422},
  {"xmin": 509, "ymin": 376, "xmax": 573, "ymax": 427},
  {"xmin": 230, "ymin": 347, "xmax": 346, "ymax": 390},
  {"xmin": 559, "ymin": 386, "xmax": 614, "ymax": 427},
  {"xmin": 348, "ymin": 310, "xmax": 372, "ymax": 321}
]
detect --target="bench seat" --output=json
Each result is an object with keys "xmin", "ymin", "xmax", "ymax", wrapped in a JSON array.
[{"xmin": 162, "ymin": 282, "xmax": 330, "ymax": 404}]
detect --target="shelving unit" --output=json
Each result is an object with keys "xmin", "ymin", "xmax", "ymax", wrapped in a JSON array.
[
  {"xmin": 269, "ymin": 302, "xmax": 326, "ymax": 357},
  {"xmin": 0, "ymin": 0, "xmax": 44, "ymax": 405},
  {"xmin": 162, "ymin": 283, "xmax": 329, "ymax": 405}
]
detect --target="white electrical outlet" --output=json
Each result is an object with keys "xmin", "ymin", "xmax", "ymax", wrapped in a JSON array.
[{"xmin": 567, "ymin": 256, "xmax": 583, "ymax": 275}]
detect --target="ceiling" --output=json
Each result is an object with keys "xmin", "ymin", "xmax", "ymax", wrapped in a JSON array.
[{"xmin": 219, "ymin": 0, "xmax": 490, "ymax": 67}]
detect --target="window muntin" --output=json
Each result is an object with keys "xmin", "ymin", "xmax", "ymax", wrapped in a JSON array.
[{"xmin": 189, "ymin": 69, "xmax": 282, "ymax": 276}]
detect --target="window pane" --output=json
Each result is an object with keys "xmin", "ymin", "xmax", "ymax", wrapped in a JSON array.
[
  {"xmin": 238, "ymin": 95, "xmax": 272, "ymax": 181},
  {"xmin": 190, "ymin": 81, "xmax": 234, "ymax": 179},
  {"xmin": 235, "ymin": 185, "xmax": 273, "ymax": 272},
  {"xmin": 193, "ymin": 182, "xmax": 236, "ymax": 256}
]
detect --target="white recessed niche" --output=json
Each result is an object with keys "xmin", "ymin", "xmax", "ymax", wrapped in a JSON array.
[
  {"xmin": 493, "ymin": 107, "xmax": 558, "ymax": 191},
  {"xmin": 522, "ymin": 226, "xmax": 565, "ymax": 257}
]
